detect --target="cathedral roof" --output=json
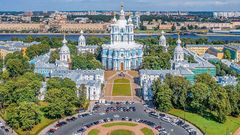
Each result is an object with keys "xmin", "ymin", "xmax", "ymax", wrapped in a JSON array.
[
  {"xmin": 62, "ymin": 34, "xmax": 68, "ymax": 44},
  {"xmin": 60, "ymin": 44, "xmax": 70, "ymax": 53},
  {"xmin": 174, "ymin": 34, "xmax": 183, "ymax": 53},
  {"xmin": 160, "ymin": 30, "xmax": 166, "ymax": 45},
  {"xmin": 112, "ymin": 4, "xmax": 128, "ymax": 28},
  {"xmin": 60, "ymin": 35, "xmax": 70, "ymax": 53},
  {"xmin": 79, "ymin": 30, "xmax": 85, "ymax": 41},
  {"xmin": 174, "ymin": 44, "xmax": 184, "ymax": 53}
]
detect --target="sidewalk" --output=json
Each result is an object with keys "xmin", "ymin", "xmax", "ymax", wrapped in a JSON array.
[
  {"xmin": 0, "ymin": 117, "xmax": 18, "ymax": 135},
  {"xmin": 234, "ymin": 127, "xmax": 240, "ymax": 135}
]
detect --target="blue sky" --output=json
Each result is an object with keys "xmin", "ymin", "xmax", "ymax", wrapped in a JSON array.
[{"xmin": 0, "ymin": 0, "xmax": 239, "ymax": 11}]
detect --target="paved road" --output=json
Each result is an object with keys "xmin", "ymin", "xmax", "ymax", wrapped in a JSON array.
[
  {"xmin": 53, "ymin": 103, "xmax": 189, "ymax": 135},
  {"xmin": 0, "ymin": 130, "xmax": 5, "ymax": 135}
]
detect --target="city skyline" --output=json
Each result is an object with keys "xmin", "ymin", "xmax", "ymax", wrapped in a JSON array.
[{"xmin": 0, "ymin": 0, "xmax": 240, "ymax": 11}]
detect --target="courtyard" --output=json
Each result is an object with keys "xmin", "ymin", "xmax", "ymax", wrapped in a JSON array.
[{"xmin": 112, "ymin": 78, "xmax": 131, "ymax": 96}]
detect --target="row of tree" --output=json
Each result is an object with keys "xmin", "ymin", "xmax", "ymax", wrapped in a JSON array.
[
  {"xmin": 72, "ymin": 53, "xmax": 102, "ymax": 70},
  {"xmin": 26, "ymin": 44, "xmax": 50, "ymax": 59},
  {"xmin": 0, "ymin": 71, "xmax": 86, "ymax": 131},
  {"xmin": 4, "ymin": 52, "xmax": 31, "ymax": 78},
  {"xmin": 152, "ymin": 73, "xmax": 240, "ymax": 123},
  {"xmin": 42, "ymin": 77, "xmax": 84, "ymax": 119},
  {"xmin": 0, "ymin": 72, "xmax": 43, "ymax": 130}
]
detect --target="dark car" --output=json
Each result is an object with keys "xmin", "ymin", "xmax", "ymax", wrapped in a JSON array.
[
  {"xmin": 48, "ymin": 128, "xmax": 57, "ymax": 133},
  {"xmin": 4, "ymin": 128, "xmax": 9, "ymax": 132}
]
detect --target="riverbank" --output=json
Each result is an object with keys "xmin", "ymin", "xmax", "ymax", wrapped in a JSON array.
[
  {"xmin": 0, "ymin": 32, "xmax": 174, "ymax": 36},
  {"xmin": 194, "ymin": 33, "xmax": 240, "ymax": 37}
]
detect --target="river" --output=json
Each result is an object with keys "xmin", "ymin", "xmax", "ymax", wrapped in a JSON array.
[{"xmin": 0, "ymin": 33, "xmax": 239, "ymax": 42}]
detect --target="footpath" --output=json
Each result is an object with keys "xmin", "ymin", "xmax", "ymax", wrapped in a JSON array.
[{"xmin": 234, "ymin": 127, "xmax": 240, "ymax": 135}]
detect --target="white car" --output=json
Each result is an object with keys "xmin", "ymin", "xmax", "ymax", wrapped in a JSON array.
[
  {"xmin": 74, "ymin": 133, "xmax": 83, "ymax": 135},
  {"xmin": 161, "ymin": 116, "xmax": 170, "ymax": 122},
  {"xmin": 113, "ymin": 114, "xmax": 120, "ymax": 118},
  {"xmin": 0, "ymin": 121, "xmax": 3, "ymax": 126},
  {"xmin": 99, "ymin": 112, "xmax": 105, "ymax": 115}
]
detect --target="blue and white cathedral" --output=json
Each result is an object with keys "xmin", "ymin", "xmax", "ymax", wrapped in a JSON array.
[{"xmin": 101, "ymin": 5, "xmax": 143, "ymax": 71}]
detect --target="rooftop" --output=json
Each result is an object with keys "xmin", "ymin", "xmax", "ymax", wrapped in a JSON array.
[
  {"xmin": 224, "ymin": 44, "xmax": 240, "ymax": 50},
  {"xmin": 102, "ymin": 41, "xmax": 143, "ymax": 50}
]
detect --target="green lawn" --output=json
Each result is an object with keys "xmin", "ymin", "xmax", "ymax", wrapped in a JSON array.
[
  {"xmin": 168, "ymin": 109, "xmax": 240, "ymax": 135},
  {"xmin": 110, "ymin": 129, "xmax": 134, "ymax": 135},
  {"xmin": 140, "ymin": 127, "xmax": 154, "ymax": 135},
  {"xmin": 88, "ymin": 129, "xmax": 99, "ymax": 135},
  {"xmin": 112, "ymin": 78, "xmax": 131, "ymax": 96},
  {"xmin": 102, "ymin": 122, "xmax": 137, "ymax": 127}
]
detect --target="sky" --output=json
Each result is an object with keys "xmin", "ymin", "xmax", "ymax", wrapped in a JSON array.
[{"xmin": 0, "ymin": 0, "xmax": 239, "ymax": 11}]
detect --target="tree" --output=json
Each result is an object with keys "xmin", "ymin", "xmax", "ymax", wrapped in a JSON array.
[
  {"xmin": 78, "ymin": 84, "xmax": 87, "ymax": 106},
  {"xmin": 0, "ymin": 85, "xmax": 7, "ymax": 110},
  {"xmin": 24, "ymin": 35, "xmax": 34, "ymax": 42},
  {"xmin": 2, "ymin": 70, "xmax": 9, "ymax": 81},
  {"xmin": 187, "ymin": 25, "xmax": 194, "ymax": 30},
  {"xmin": 0, "ymin": 72, "xmax": 42, "ymax": 108},
  {"xmin": 72, "ymin": 53, "xmax": 102, "ymax": 70},
  {"xmin": 224, "ymin": 85, "xmax": 240, "ymax": 116},
  {"xmin": 152, "ymin": 80, "xmax": 173, "ymax": 112},
  {"xmin": 86, "ymin": 36, "xmax": 109, "ymax": 45},
  {"xmin": 6, "ymin": 102, "xmax": 41, "ymax": 131},
  {"xmin": 47, "ymin": 78, "xmax": 62, "ymax": 90},
  {"xmin": 12, "ymin": 86, "xmax": 37, "ymax": 103},
  {"xmin": 26, "ymin": 44, "xmax": 50, "ymax": 59},
  {"xmin": 43, "ymin": 101, "xmax": 65, "ymax": 119},
  {"xmin": 208, "ymin": 85, "xmax": 231, "ymax": 123},
  {"xmin": 171, "ymin": 25, "xmax": 176, "ymax": 32},
  {"xmin": 142, "ymin": 44, "xmax": 171, "ymax": 70},
  {"xmin": 5, "ymin": 52, "xmax": 30, "ymax": 77},
  {"xmin": 6, "ymin": 58, "xmax": 30, "ymax": 77},
  {"xmin": 44, "ymin": 88, "xmax": 79, "ymax": 119},
  {"xmin": 224, "ymin": 50, "xmax": 231, "ymax": 60},
  {"xmin": 47, "ymin": 77, "xmax": 76, "ymax": 90},
  {"xmin": 195, "ymin": 73, "xmax": 216, "ymax": 88},
  {"xmin": 180, "ymin": 26, "xmax": 187, "ymax": 31},
  {"xmin": 164, "ymin": 75, "xmax": 190, "ymax": 109},
  {"xmin": 49, "ymin": 50, "xmax": 59, "ymax": 63},
  {"xmin": 188, "ymin": 83, "xmax": 209, "ymax": 115},
  {"xmin": 62, "ymin": 78, "xmax": 77, "ymax": 90}
]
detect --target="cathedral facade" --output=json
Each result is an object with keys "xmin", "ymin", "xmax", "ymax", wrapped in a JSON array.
[{"xmin": 101, "ymin": 5, "xmax": 143, "ymax": 71}]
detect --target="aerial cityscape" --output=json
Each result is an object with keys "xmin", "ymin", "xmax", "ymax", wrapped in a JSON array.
[{"xmin": 0, "ymin": 0, "xmax": 240, "ymax": 135}]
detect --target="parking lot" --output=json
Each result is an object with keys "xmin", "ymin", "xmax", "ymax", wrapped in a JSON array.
[{"xmin": 46, "ymin": 102, "xmax": 197, "ymax": 135}]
